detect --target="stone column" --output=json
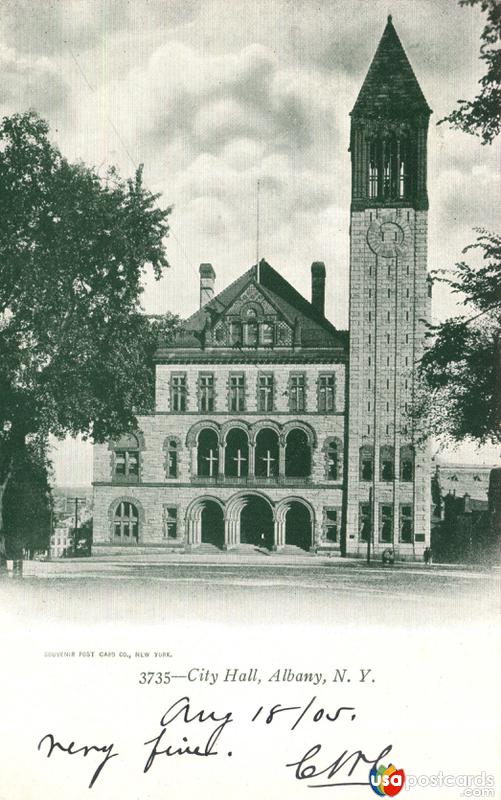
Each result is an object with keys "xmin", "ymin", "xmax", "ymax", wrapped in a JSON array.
[
  {"xmin": 186, "ymin": 515, "xmax": 201, "ymax": 548},
  {"xmin": 224, "ymin": 517, "xmax": 232, "ymax": 550},
  {"xmin": 248, "ymin": 443, "xmax": 255, "ymax": 477},
  {"xmin": 273, "ymin": 516, "xmax": 285, "ymax": 550},
  {"xmin": 224, "ymin": 515, "xmax": 239, "ymax": 549},
  {"xmin": 279, "ymin": 441, "xmax": 286, "ymax": 478},
  {"xmin": 191, "ymin": 447, "xmax": 198, "ymax": 477},
  {"xmin": 218, "ymin": 443, "xmax": 225, "ymax": 476}
]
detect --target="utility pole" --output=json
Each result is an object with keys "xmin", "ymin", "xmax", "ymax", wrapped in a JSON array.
[
  {"xmin": 69, "ymin": 497, "xmax": 85, "ymax": 556},
  {"xmin": 367, "ymin": 486, "xmax": 373, "ymax": 565}
]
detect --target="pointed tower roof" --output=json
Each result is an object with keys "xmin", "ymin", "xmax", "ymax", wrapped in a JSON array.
[{"xmin": 352, "ymin": 16, "xmax": 431, "ymax": 119}]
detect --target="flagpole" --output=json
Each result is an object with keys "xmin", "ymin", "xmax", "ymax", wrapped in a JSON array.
[{"xmin": 256, "ymin": 179, "xmax": 260, "ymax": 282}]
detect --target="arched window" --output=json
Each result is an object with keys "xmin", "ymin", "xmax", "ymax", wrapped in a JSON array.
[
  {"xmin": 113, "ymin": 434, "xmax": 139, "ymax": 482},
  {"xmin": 255, "ymin": 428, "xmax": 279, "ymax": 478},
  {"xmin": 166, "ymin": 439, "xmax": 179, "ymax": 478},
  {"xmin": 400, "ymin": 445, "xmax": 414, "ymax": 482},
  {"xmin": 285, "ymin": 429, "xmax": 311, "ymax": 477},
  {"xmin": 359, "ymin": 445, "xmax": 373, "ymax": 482},
  {"xmin": 380, "ymin": 445, "xmax": 395, "ymax": 482},
  {"xmin": 225, "ymin": 429, "xmax": 249, "ymax": 478},
  {"xmin": 113, "ymin": 501, "xmax": 139, "ymax": 542},
  {"xmin": 197, "ymin": 429, "xmax": 219, "ymax": 477}
]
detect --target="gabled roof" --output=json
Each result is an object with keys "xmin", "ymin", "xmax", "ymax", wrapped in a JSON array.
[
  {"xmin": 352, "ymin": 16, "xmax": 431, "ymax": 119},
  {"xmin": 436, "ymin": 464, "xmax": 495, "ymax": 502},
  {"xmin": 156, "ymin": 259, "xmax": 347, "ymax": 360}
]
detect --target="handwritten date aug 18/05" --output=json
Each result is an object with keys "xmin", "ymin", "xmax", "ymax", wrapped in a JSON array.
[{"xmin": 37, "ymin": 695, "xmax": 393, "ymax": 791}]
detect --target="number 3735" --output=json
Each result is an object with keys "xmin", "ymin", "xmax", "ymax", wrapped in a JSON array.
[{"xmin": 139, "ymin": 671, "xmax": 171, "ymax": 685}]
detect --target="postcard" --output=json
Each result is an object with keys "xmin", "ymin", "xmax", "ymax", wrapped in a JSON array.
[{"xmin": 0, "ymin": 1, "xmax": 499, "ymax": 799}]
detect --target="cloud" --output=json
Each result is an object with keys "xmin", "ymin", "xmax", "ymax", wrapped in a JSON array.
[
  {"xmin": 0, "ymin": 0, "xmax": 496, "ymax": 339},
  {"xmin": 0, "ymin": 46, "xmax": 68, "ymax": 116},
  {"xmin": 1, "ymin": 0, "xmax": 200, "ymax": 55}
]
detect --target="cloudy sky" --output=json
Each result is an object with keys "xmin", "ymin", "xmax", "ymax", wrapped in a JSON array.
[{"xmin": 2, "ymin": 0, "xmax": 498, "ymax": 481}]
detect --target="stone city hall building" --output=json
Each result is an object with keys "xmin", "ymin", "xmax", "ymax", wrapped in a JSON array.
[{"xmin": 93, "ymin": 17, "xmax": 432, "ymax": 558}]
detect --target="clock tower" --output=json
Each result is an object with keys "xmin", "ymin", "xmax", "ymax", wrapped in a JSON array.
[{"xmin": 345, "ymin": 16, "xmax": 432, "ymax": 558}]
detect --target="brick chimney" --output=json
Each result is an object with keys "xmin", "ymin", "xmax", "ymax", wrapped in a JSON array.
[
  {"xmin": 311, "ymin": 261, "xmax": 326, "ymax": 316},
  {"xmin": 199, "ymin": 263, "xmax": 215, "ymax": 307}
]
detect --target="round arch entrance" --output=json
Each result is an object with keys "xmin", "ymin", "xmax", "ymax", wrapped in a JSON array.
[
  {"xmin": 285, "ymin": 502, "xmax": 312, "ymax": 550},
  {"xmin": 186, "ymin": 496, "xmax": 225, "ymax": 549},
  {"xmin": 201, "ymin": 501, "xmax": 224, "ymax": 547},
  {"xmin": 241, "ymin": 496, "xmax": 274, "ymax": 548},
  {"xmin": 226, "ymin": 493, "xmax": 275, "ymax": 549}
]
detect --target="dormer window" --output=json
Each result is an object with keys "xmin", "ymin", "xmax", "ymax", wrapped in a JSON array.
[
  {"xmin": 245, "ymin": 321, "xmax": 258, "ymax": 346},
  {"xmin": 244, "ymin": 307, "xmax": 258, "ymax": 346},
  {"xmin": 230, "ymin": 321, "xmax": 242, "ymax": 346},
  {"xmin": 261, "ymin": 322, "xmax": 274, "ymax": 346}
]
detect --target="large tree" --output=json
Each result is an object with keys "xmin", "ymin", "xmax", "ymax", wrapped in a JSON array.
[
  {"xmin": 0, "ymin": 112, "xmax": 178, "ymax": 557},
  {"xmin": 3, "ymin": 439, "xmax": 53, "ymax": 560},
  {"xmin": 419, "ymin": 1, "xmax": 500, "ymax": 445},
  {"xmin": 417, "ymin": 229, "xmax": 500, "ymax": 445},
  {"xmin": 439, "ymin": 0, "xmax": 501, "ymax": 144}
]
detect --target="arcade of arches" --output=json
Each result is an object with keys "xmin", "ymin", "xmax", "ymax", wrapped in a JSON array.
[
  {"xmin": 185, "ymin": 493, "xmax": 314, "ymax": 551},
  {"xmin": 190, "ymin": 422, "xmax": 316, "ymax": 480}
]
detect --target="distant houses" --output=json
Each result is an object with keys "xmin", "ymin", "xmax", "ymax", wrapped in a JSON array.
[
  {"xmin": 49, "ymin": 488, "xmax": 93, "ymax": 558},
  {"xmin": 431, "ymin": 462, "xmax": 500, "ymax": 563}
]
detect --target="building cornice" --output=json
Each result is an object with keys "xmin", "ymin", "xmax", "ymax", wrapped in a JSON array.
[{"xmin": 155, "ymin": 349, "xmax": 348, "ymax": 365}]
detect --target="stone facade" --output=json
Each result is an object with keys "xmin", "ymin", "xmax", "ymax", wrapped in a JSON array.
[
  {"xmin": 345, "ymin": 208, "xmax": 431, "ymax": 557},
  {"xmin": 93, "ymin": 360, "xmax": 346, "ymax": 553}
]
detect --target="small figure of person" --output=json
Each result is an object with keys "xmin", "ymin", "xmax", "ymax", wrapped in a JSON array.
[
  {"xmin": 382, "ymin": 548, "xmax": 394, "ymax": 566},
  {"xmin": 424, "ymin": 546, "xmax": 432, "ymax": 566}
]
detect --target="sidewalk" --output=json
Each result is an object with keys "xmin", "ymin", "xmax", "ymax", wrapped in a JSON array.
[{"xmin": 14, "ymin": 551, "xmax": 495, "ymax": 578}]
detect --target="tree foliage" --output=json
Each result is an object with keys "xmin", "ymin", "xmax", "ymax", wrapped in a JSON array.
[
  {"xmin": 3, "ymin": 439, "xmax": 53, "ymax": 559},
  {"xmin": 439, "ymin": 0, "xmax": 501, "ymax": 144},
  {"xmin": 417, "ymin": 230, "xmax": 501, "ymax": 444},
  {"xmin": 0, "ymin": 112, "xmax": 178, "ymax": 553}
]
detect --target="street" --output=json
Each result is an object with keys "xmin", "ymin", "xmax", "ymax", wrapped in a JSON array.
[{"xmin": 1, "ymin": 553, "xmax": 499, "ymax": 627}]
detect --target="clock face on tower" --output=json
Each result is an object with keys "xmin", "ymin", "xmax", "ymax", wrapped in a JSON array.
[{"xmin": 367, "ymin": 219, "xmax": 410, "ymax": 258}]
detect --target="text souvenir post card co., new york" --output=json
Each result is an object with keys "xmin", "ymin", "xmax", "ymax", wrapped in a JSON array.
[{"xmin": 0, "ymin": 1, "xmax": 500, "ymax": 799}]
